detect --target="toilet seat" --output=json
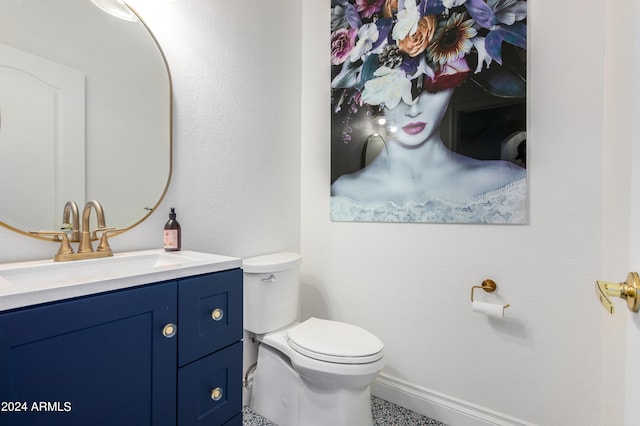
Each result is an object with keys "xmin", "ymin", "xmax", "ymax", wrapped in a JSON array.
[
  {"xmin": 286, "ymin": 318, "xmax": 384, "ymax": 364},
  {"xmin": 258, "ymin": 317, "xmax": 385, "ymax": 385}
]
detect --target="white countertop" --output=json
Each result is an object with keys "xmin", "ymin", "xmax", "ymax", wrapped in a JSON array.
[{"xmin": 0, "ymin": 249, "xmax": 241, "ymax": 312}]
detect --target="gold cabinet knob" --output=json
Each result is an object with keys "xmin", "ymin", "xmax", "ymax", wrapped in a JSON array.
[
  {"xmin": 211, "ymin": 308, "xmax": 224, "ymax": 321},
  {"xmin": 162, "ymin": 323, "xmax": 177, "ymax": 338},
  {"xmin": 596, "ymin": 272, "xmax": 640, "ymax": 314},
  {"xmin": 210, "ymin": 387, "xmax": 223, "ymax": 401}
]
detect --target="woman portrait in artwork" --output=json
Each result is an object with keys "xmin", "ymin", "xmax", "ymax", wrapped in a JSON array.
[{"xmin": 330, "ymin": 0, "xmax": 527, "ymax": 223}]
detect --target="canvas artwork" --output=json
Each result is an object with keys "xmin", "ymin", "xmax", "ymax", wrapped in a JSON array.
[{"xmin": 330, "ymin": 0, "xmax": 527, "ymax": 224}]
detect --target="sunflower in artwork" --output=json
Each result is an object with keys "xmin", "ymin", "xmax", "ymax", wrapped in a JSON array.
[{"xmin": 427, "ymin": 12, "xmax": 477, "ymax": 66}]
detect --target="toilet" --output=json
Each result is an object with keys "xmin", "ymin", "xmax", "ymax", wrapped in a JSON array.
[{"xmin": 243, "ymin": 252, "xmax": 385, "ymax": 426}]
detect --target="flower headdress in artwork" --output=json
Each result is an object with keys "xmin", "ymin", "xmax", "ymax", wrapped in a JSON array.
[{"xmin": 331, "ymin": 0, "xmax": 527, "ymax": 116}]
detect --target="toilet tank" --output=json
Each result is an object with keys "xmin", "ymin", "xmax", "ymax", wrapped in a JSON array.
[{"xmin": 242, "ymin": 252, "xmax": 302, "ymax": 335}]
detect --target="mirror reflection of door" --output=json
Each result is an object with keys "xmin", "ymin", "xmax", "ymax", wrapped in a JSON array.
[{"xmin": 0, "ymin": 44, "xmax": 84, "ymax": 230}]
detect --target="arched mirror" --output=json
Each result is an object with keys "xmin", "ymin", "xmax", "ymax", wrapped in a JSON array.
[{"xmin": 0, "ymin": 0, "xmax": 171, "ymax": 238}]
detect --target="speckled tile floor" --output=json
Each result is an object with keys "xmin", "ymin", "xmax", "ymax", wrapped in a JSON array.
[{"xmin": 242, "ymin": 396, "xmax": 448, "ymax": 425}]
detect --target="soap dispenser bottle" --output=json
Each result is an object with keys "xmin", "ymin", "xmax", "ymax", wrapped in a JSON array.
[{"xmin": 163, "ymin": 208, "xmax": 181, "ymax": 251}]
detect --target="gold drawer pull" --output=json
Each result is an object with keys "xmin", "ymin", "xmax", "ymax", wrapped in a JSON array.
[
  {"xmin": 162, "ymin": 323, "xmax": 177, "ymax": 338},
  {"xmin": 211, "ymin": 308, "xmax": 224, "ymax": 321},
  {"xmin": 210, "ymin": 387, "xmax": 223, "ymax": 401}
]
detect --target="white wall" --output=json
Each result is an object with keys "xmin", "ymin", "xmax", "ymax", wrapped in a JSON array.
[
  {"xmin": 603, "ymin": 0, "xmax": 635, "ymax": 425},
  {"xmin": 0, "ymin": 0, "xmax": 302, "ymax": 262},
  {"xmin": 301, "ymin": 0, "xmax": 626, "ymax": 425},
  {"xmin": 125, "ymin": 0, "xmax": 302, "ymax": 260}
]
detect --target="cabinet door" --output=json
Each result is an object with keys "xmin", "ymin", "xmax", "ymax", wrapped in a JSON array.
[
  {"xmin": 0, "ymin": 282, "xmax": 177, "ymax": 426},
  {"xmin": 178, "ymin": 269, "xmax": 242, "ymax": 366}
]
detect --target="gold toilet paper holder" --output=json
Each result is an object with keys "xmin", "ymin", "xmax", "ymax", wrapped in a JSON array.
[{"xmin": 471, "ymin": 279, "xmax": 510, "ymax": 308}]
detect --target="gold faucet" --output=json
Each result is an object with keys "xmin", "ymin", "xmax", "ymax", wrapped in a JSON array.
[
  {"xmin": 61, "ymin": 201, "xmax": 81, "ymax": 242},
  {"xmin": 31, "ymin": 200, "xmax": 120, "ymax": 261},
  {"xmin": 78, "ymin": 200, "xmax": 107, "ymax": 253}
]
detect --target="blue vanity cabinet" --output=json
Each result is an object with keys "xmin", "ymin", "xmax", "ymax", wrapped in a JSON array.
[
  {"xmin": 0, "ymin": 281, "xmax": 178, "ymax": 426},
  {"xmin": 0, "ymin": 268, "xmax": 243, "ymax": 426}
]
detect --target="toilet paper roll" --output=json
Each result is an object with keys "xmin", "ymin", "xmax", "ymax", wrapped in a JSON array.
[{"xmin": 472, "ymin": 301, "xmax": 505, "ymax": 319}]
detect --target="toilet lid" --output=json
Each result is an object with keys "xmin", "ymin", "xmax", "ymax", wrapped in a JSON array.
[{"xmin": 287, "ymin": 318, "xmax": 384, "ymax": 364}]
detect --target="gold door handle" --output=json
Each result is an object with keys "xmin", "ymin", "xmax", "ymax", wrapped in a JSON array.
[{"xmin": 595, "ymin": 272, "xmax": 640, "ymax": 314}]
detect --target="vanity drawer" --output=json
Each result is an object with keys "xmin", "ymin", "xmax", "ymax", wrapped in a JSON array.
[
  {"xmin": 178, "ymin": 269, "xmax": 242, "ymax": 366},
  {"xmin": 177, "ymin": 341, "xmax": 242, "ymax": 426}
]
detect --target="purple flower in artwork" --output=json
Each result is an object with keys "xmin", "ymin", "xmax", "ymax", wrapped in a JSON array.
[
  {"xmin": 356, "ymin": 0, "xmax": 385, "ymax": 19},
  {"xmin": 331, "ymin": 27, "xmax": 358, "ymax": 65}
]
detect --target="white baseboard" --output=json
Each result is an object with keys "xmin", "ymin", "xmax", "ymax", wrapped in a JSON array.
[{"xmin": 371, "ymin": 373, "xmax": 537, "ymax": 426}]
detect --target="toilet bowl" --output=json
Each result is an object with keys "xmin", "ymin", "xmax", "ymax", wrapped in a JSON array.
[{"xmin": 243, "ymin": 253, "xmax": 385, "ymax": 426}]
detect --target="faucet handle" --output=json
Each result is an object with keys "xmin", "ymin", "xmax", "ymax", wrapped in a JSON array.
[
  {"xmin": 30, "ymin": 230, "xmax": 75, "ymax": 260},
  {"xmin": 94, "ymin": 227, "xmax": 123, "ymax": 254}
]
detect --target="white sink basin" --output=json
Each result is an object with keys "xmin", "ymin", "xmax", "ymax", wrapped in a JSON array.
[
  {"xmin": 2, "ymin": 251, "xmax": 208, "ymax": 286},
  {"xmin": 0, "ymin": 249, "xmax": 241, "ymax": 311}
]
